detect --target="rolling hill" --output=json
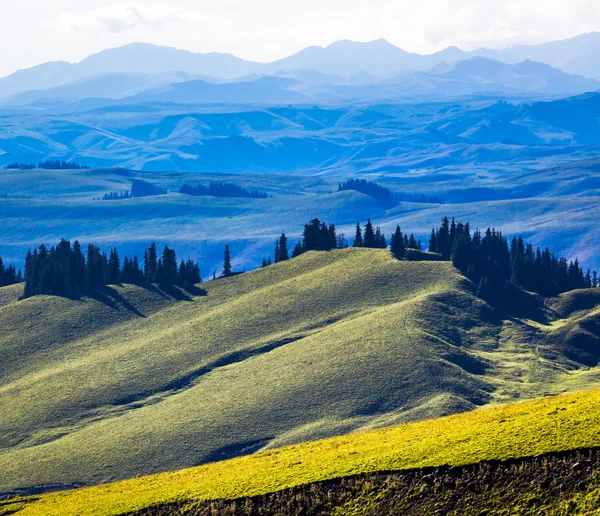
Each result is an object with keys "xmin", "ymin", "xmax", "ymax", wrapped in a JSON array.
[{"xmin": 3, "ymin": 248, "xmax": 600, "ymax": 502}]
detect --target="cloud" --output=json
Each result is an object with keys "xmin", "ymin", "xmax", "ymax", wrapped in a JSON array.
[{"xmin": 46, "ymin": 2, "xmax": 227, "ymax": 34}]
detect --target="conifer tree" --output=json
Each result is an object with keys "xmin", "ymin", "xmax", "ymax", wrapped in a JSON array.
[
  {"xmin": 408, "ymin": 233, "xmax": 418, "ymax": 249},
  {"xmin": 292, "ymin": 241, "xmax": 304, "ymax": 258},
  {"xmin": 278, "ymin": 232, "xmax": 289, "ymax": 261},
  {"xmin": 390, "ymin": 226, "xmax": 405, "ymax": 259},
  {"xmin": 274, "ymin": 240, "xmax": 280, "ymax": 263},
  {"xmin": 107, "ymin": 247, "xmax": 121, "ymax": 284},
  {"xmin": 428, "ymin": 228, "xmax": 437, "ymax": 253},
  {"xmin": 160, "ymin": 246, "xmax": 178, "ymax": 285},
  {"xmin": 223, "ymin": 245, "xmax": 232, "ymax": 276},
  {"xmin": 363, "ymin": 219, "xmax": 376, "ymax": 248},
  {"xmin": 145, "ymin": 243, "xmax": 158, "ymax": 281},
  {"xmin": 353, "ymin": 223, "xmax": 363, "ymax": 247}
]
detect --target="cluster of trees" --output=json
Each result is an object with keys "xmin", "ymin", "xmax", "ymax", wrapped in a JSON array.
[
  {"xmin": 22, "ymin": 240, "xmax": 200, "ymax": 298},
  {"xmin": 337, "ymin": 179, "xmax": 443, "ymax": 206},
  {"xmin": 290, "ymin": 219, "xmax": 348, "ymax": 257},
  {"xmin": 338, "ymin": 179, "xmax": 395, "ymax": 206},
  {"xmin": 428, "ymin": 217, "xmax": 595, "ymax": 300},
  {"xmin": 280, "ymin": 218, "xmax": 422, "ymax": 261},
  {"xmin": 5, "ymin": 161, "xmax": 90, "ymax": 170},
  {"xmin": 38, "ymin": 160, "xmax": 90, "ymax": 170},
  {"xmin": 352, "ymin": 220, "xmax": 388, "ymax": 249},
  {"xmin": 389, "ymin": 226, "xmax": 423, "ymax": 258},
  {"xmin": 0, "ymin": 257, "xmax": 21, "ymax": 287},
  {"xmin": 4, "ymin": 162, "xmax": 36, "ymax": 170},
  {"xmin": 131, "ymin": 180, "xmax": 167, "ymax": 198},
  {"xmin": 101, "ymin": 191, "xmax": 131, "ymax": 201},
  {"xmin": 180, "ymin": 182, "xmax": 267, "ymax": 199}
]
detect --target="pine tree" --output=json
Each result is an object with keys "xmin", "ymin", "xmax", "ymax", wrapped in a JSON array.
[
  {"xmin": 390, "ymin": 226, "xmax": 405, "ymax": 259},
  {"xmin": 107, "ymin": 247, "xmax": 121, "ymax": 284},
  {"xmin": 145, "ymin": 243, "xmax": 158, "ymax": 281},
  {"xmin": 179, "ymin": 260, "xmax": 187, "ymax": 286},
  {"xmin": 408, "ymin": 233, "xmax": 417, "ymax": 249},
  {"xmin": 278, "ymin": 233, "xmax": 289, "ymax": 261},
  {"xmin": 437, "ymin": 217, "xmax": 451, "ymax": 259},
  {"xmin": 86, "ymin": 244, "xmax": 106, "ymax": 288},
  {"xmin": 160, "ymin": 246, "xmax": 178, "ymax": 285},
  {"xmin": 223, "ymin": 245, "xmax": 232, "ymax": 276},
  {"xmin": 363, "ymin": 219, "xmax": 376, "ymax": 248},
  {"xmin": 428, "ymin": 228, "xmax": 437, "ymax": 253},
  {"xmin": 292, "ymin": 241, "xmax": 304, "ymax": 258},
  {"xmin": 353, "ymin": 223, "xmax": 363, "ymax": 247},
  {"xmin": 274, "ymin": 240, "xmax": 280, "ymax": 263}
]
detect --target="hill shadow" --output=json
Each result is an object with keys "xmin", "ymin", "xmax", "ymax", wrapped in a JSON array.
[
  {"xmin": 88, "ymin": 286, "xmax": 145, "ymax": 318},
  {"xmin": 142, "ymin": 283, "xmax": 207, "ymax": 302}
]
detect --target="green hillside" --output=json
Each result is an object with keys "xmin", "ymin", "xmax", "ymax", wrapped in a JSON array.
[
  {"xmin": 8, "ymin": 387, "xmax": 600, "ymax": 516},
  {"xmin": 2, "ymin": 248, "xmax": 600, "ymax": 499}
]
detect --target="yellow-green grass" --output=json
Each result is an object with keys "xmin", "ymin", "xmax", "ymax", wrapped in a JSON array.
[
  {"xmin": 13, "ymin": 387, "xmax": 600, "ymax": 516},
  {"xmin": 2, "ymin": 248, "xmax": 600, "ymax": 497}
]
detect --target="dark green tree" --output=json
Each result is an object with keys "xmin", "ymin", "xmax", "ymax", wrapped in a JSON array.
[
  {"xmin": 353, "ymin": 223, "xmax": 363, "ymax": 247},
  {"xmin": 390, "ymin": 226, "xmax": 405, "ymax": 259},
  {"xmin": 223, "ymin": 245, "xmax": 232, "ymax": 276},
  {"xmin": 107, "ymin": 247, "xmax": 121, "ymax": 284},
  {"xmin": 363, "ymin": 219, "xmax": 376, "ymax": 248},
  {"xmin": 278, "ymin": 233, "xmax": 289, "ymax": 261}
]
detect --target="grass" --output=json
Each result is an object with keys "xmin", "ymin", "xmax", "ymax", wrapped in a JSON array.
[
  {"xmin": 11, "ymin": 387, "xmax": 600, "ymax": 515},
  {"xmin": 3, "ymin": 248, "xmax": 600, "ymax": 500}
]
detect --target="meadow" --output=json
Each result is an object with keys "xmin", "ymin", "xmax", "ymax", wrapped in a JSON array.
[{"xmin": 7, "ymin": 387, "xmax": 600, "ymax": 515}]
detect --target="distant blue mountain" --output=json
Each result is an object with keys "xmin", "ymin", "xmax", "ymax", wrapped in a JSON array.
[
  {"xmin": 4, "ymin": 33, "xmax": 600, "ymax": 101},
  {"xmin": 127, "ymin": 77, "xmax": 307, "ymax": 104}
]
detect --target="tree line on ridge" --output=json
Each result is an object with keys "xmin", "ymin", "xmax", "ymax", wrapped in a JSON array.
[{"xmin": 2, "ymin": 216, "xmax": 596, "ymax": 302}]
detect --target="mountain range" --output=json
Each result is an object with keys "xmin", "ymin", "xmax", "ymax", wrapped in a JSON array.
[{"xmin": 3, "ymin": 33, "xmax": 600, "ymax": 104}]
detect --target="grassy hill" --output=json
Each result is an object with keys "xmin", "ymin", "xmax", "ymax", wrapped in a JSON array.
[
  {"xmin": 3, "ymin": 248, "xmax": 600, "ymax": 502},
  {"xmin": 7, "ymin": 387, "xmax": 600, "ymax": 515}
]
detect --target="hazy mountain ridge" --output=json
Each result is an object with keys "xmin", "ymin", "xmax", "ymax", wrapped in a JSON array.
[{"xmin": 3, "ymin": 33, "xmax": 600, "ymax": 102}]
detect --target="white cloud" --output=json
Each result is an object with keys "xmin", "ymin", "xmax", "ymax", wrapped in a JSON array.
[{"xmin": 46, "ymin": 2, "xmax": 227, "ymax": 34}]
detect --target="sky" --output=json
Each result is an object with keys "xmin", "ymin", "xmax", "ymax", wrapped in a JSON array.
[{"xmin": 2, "ymin": 0, "xmax": 600, "ymax": 77}]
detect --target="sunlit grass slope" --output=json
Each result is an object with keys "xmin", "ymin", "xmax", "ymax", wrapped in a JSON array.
[
  {"xmin": 13, "ymin": 387, "xmax": 600, "ymax": 516},
  {"xmin": 3, "ymin": 248, "xmax": 600, "ymax": 498}
]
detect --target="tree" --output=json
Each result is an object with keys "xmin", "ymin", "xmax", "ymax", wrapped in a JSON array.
[
  {"xmin": 408, "ymin": 234, "xmax": 418, "ymax": 249},
  {"xmin": 437, "ymin": 217, "xmax": 451, "ymax": 259},
  {"xmin": 363, "ymin": 219, "xmax": 376, "ymax": 248},
  {"xmin": 292, "ymin": 241, "xmax": 304, "ymax": 258},
  {"xmin": 337, "ymin": 233, "xmax": 348, "ymax": 248},
  {"xmin": 428, "ymin": 229, "xmax": 437, "ymax": 253},
  {"xmin": 107, "ymin": 247, "xmax": 121, "ymax": 284},
  {"xmin": 223, "ymin": 245, "xmax": 232, "ymax": 276},
  {"xmin": 374, "ymin": 227, "xmax": 387, "ymax": 248},
  {"xmin": 274, "ymin": 232, "xmax": 289, "ymax": 263},
  {"xmin": 451, "ymin": 233, "xmax": 471, "ymax": 274},
  {"xmin": 160, "ymin": 246, "xmax": 178, "ymax": 285},
  {"xmin": 353, "ymin": 223, "xmax": 363, "ymax": 247},
  {"xmin": 279, "ymin": 233, "xmax": 289, "ymax": 261},
  {"xmin": 144, "ymin": 243, "xmax": 158, "ymax": 281},
  {"xmin": 86, "ymin": 244, "xmax": 106, "ymax": 288},
  {"xmin": 390, "ymin": 226, "xmax": 405, "ymax": 259}
]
